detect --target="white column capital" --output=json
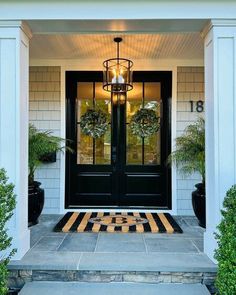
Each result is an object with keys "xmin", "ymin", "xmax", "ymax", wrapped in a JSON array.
[
  {"xmin": 201, "ymin": 19, "xmax": 236, "ymax": 38},
  {"xmin": 0, "ymin": 20, "xmax": 32, "ymax": 39}
]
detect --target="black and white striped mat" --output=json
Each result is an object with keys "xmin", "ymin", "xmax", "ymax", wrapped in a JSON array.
[{"xmin": 54, "ymin": 212, "xmax": 183, "ymax": 234}]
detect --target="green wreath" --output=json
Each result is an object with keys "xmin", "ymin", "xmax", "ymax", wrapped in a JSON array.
[
  {"xmin": 130, "ymin": 108, "xmax": 160, "ymax": 138},
  {"xmin": 80, "ymin": 109, "xmax": 109, "ymax": 138}
]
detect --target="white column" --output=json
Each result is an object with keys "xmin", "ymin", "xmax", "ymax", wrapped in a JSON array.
[
  {"xmin": 203, "ymin": 20, "xmax": 236, "ymax": 261},
  {"xmin": 0, "ymin": 21, "xmax": 32, "ymax": 259}
]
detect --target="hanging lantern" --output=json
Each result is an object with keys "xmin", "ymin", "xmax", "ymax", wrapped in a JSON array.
[{"xmin": 103, "ymin": 37, "xmax": 133, "ymax": 94}]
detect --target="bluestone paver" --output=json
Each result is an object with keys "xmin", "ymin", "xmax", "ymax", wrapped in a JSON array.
[
  {"xmin": 58, "ymin": 233, "xmax": 98, "ymax": 252},
  {"xmin": 9, "ymin": 251, "xmax": 82, "ymax": 270},
  {"xmin": 96, "ymin": 233, "xmax": 146, "ymax": 252},
  {"xmin": 32, "ymin": 236, "xmax": 65, "ymax": 251},
  {"xmin": 145, "ymin": 238, "xmax": 199, "ymax": 253},
  {"xmin": 78, "ymin": 252, "xmax": 216, "ymax": 272},
  {"xmin": 19, "ymin": 282, "xmax": 210, "ymax": 295}
]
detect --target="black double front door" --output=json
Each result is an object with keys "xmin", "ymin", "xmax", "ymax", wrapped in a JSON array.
[{"xmin": 66, "ymin": 71, "xmax": 172, "ymax": 209}]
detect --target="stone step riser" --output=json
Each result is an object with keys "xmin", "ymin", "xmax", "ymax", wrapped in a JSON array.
[{"xmin": 9, "ymin": 270, "xmax": 216, "ymax": 294}]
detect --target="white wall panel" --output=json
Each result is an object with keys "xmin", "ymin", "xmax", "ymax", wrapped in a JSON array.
[{"xmin": 176, "ymin": 66, "xmax": 205, "ymax": 215}]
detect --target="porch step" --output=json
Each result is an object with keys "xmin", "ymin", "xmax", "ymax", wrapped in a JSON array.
[
  {"xmin": 8, "ymin": 252, "xmax": 217, "ymax": 294},
  {"xmin": 19, "ymin": 282, "xmax": 211, "ymax": 295}
]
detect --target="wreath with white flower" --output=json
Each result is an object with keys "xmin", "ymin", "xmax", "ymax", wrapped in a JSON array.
[
  {"xmin": 130, "ymin": 108, "xmax": 160, "ymax": 138},
  {"xmin": 80, "ymin": 109, "xmax": 109, "ymax": 138}
]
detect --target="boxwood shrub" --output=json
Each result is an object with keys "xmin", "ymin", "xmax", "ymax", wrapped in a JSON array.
[
  {"xmin": 0, "ymin": 169, "xmax": 16, "ymax": 295},
  {"xmin": 214, "ymin": 185, "xmax": 236, "ymax": 295}
]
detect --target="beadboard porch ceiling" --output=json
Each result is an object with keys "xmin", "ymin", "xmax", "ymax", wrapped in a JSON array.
[{"xmin": 29, "ymin": 33, "xmax": 204, "ymax": 60}]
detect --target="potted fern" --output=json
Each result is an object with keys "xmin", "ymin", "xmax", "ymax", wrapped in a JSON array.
[
  {"xmin": 168, "ymin": 117, "xmax": 205, "ymax": 227},
  {"xmin": 28, "ymin": 124, "xmax": 71, "ymax": 226}
]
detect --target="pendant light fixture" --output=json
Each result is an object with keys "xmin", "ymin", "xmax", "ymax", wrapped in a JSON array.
[{"xmin": 103, "ymin": 37, "xmax": 133, "ymax": 94}]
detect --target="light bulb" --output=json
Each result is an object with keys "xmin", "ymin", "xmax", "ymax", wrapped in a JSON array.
[{"xmin": 112, "ymin": 69, "xmax": 117, "ymax": 84}]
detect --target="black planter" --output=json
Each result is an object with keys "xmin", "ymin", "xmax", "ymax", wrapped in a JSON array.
[
  {"xmin": 192, "ymin": 183, "xmax": 206, "ymax": 228},
  {"xmin": 8, "ymin": 288, "xmax": 20, "ymax": 295},
  {"xmin": 28, "ymin": 181, "xmax": 45, "ymax": 227}
]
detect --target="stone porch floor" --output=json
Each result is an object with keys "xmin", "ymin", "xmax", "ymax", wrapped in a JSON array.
[
  {"xmin": 8, "ymin": 215, "xmax": 217, "ymax": 294},
  {"xmin": 9, "ymin": 215, "xmax": 216, "ymax": 272}
]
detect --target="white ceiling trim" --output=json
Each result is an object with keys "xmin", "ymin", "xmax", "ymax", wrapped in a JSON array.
[{"xmin": 26, "ymin": 20, "xmax": 208, "ymax": 35}]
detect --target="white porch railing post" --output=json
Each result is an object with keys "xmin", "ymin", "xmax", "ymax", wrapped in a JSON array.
[
  {"xmin": 203, "ymin": 20, "xmax": 236, "ymax": 261},
  {"xmin": 0, "ymin": 21, "xmax": 32, "ymax": 259}
]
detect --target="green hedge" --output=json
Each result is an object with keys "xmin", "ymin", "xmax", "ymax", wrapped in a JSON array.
[
  {"xmin": 214, "ymin": 185, "xmax": 236, "ymax": 295},
  {"xmin": 0, "ymin": 169, "xmax": 16, "ymax": 295}
]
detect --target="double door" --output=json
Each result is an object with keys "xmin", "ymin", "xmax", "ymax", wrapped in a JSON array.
[{"xmin": 66, "ymin": 71, "xmax": 172, "ymax": 208}]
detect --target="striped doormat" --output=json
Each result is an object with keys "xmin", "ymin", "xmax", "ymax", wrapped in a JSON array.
[{"xmin": 54, "ymin": 212, "xmax": 183, "ymax": 233}]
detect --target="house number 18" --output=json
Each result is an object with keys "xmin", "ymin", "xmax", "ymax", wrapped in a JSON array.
[{"xmin": 189, "ymin": 100, "xmax": 204, "ymax": 113}]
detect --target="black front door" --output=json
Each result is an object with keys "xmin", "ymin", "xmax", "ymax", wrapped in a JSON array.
[{"xmin": 66, "ymin": 71, "xmax": 172, "ymax": 208}]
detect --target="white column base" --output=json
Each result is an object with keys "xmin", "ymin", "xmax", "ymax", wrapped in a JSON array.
[
  {"xmin": 11, "ymin": 230, "xmax": 30, "ymax": 260},
  {"xmin": 204, "ymin": 230, "xmax": 217, "ymax": 262}
]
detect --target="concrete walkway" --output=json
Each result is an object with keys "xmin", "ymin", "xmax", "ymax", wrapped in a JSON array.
[{"xmin": 20, "ymin": 282, "xmax": 210, "ymax": 295}]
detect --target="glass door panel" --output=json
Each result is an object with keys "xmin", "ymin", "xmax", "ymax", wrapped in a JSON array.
[
  {"xmin": 95, "ymin": 128, "xmax": 111, "ymax": 164},
  {"xmin": 77, "ymin": 131, "xmax": 93, "ymax": 164},
  {"xmin": 126, "ymin": 126, "xmax": 142, "ymax": 165},
  {"xmin": 77, "ymin": 82, "xmax": 111, "ymax": 165},
  {"xmin": 144, "ymin": 82, "xmax": 161, "ymax": 100},
  {"xmin": 144, "ymin": 82, "xmax": 161, "ymax": 165},
  {"xmin": 126, "ymin": 82, "xmax": 142, "ymax": 123},
  {"xmin": 144, "ymin": 132, "xmax": 161, "ymax": 165},
  {"xmin": 126, "ymin": 82, "xmax": 142, "ymax": 164},
  {"xmin": 126, "ymin": 81, "xmax": 162, "ymax": 165}
]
